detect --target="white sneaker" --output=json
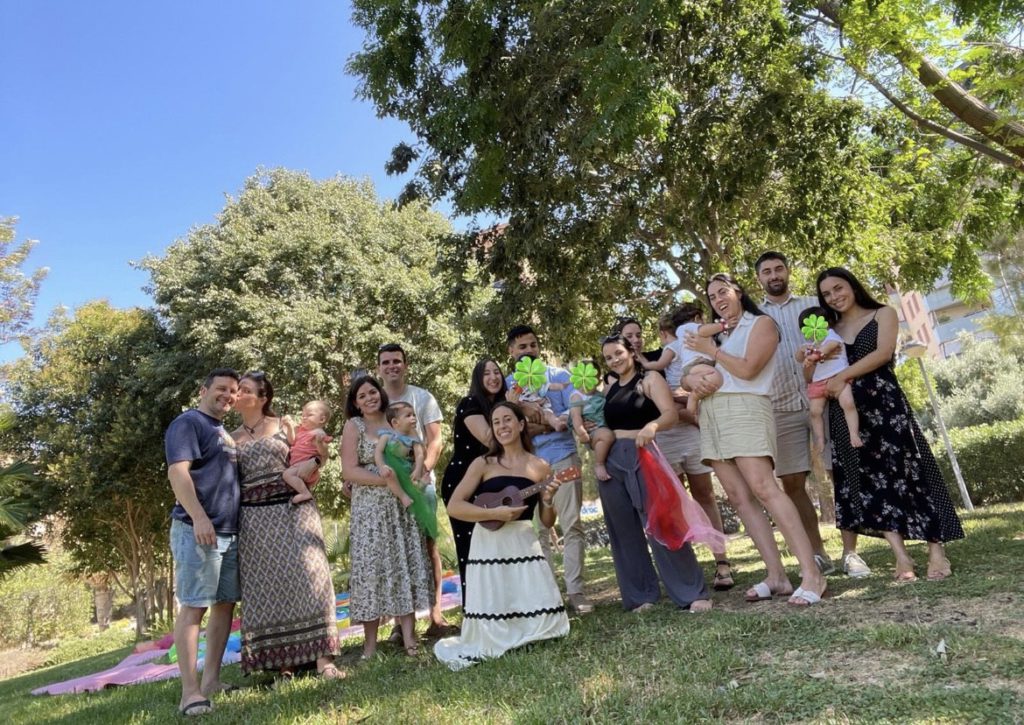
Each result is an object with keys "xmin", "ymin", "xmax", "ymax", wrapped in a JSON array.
[{"xmin": 842, "ymin": 552, "xmax": 871, "ymax": 579}]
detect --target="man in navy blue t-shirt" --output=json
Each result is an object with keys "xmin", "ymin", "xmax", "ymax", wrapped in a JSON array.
[{"xmin": 166, "ymin": 368, "xmax": 240, "ymax": 716}]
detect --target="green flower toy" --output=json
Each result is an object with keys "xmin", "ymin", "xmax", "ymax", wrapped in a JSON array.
[
  {"xmin": 569, "ymin": 362, "xmax": 600, "ymax": 393},
  {"xmin": 513, "ymin": 356, "xmax": 548, "ymax": 393},
  {"xmin": 801, "ymin": 314, "xmax": 829, "ymax": 343}
]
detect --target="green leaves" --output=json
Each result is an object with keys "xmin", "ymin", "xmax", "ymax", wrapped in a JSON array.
[
  {"xmin": 569, "ymin": 362, "xmax": 600, "ymax": 393},
  {"xmin": 513, "ymin": 356, "xmax": 548, "ymax": 392},
  {"xmin": 801, "ymin": 314, "xmax": 830, "ymax": 343}
]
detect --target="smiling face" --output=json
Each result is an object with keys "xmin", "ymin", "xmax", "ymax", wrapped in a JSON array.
[
  {"xmin": 707, "ymin": 280, "xmax": 741, "ymax": 321},
  {"xmin": 198, "ymin": 376, "xmax": 239, "ymax": 420},
  {"xmin": 619, "ymin": 322, "xmax": 643, "ymax": 352},
  {"xmin": 233, "ymin": 378, "xmax": 265, "ymax": 416},
  {"xmin": 482, "ymin": 361, "xmax": 504, "ymax": 395},
  {"xmin": 490, "ymin": 404, "xmax": 525, "ymax": 447},
  {"xmin": 818, "ymin": 276, "xmax": 855, "ymax": 314},
  {"xmin": 507, "ymin": 333, "xmax": 540, "ymax": 361},
  {"xmin": 354, "ymin": 381, "xmax": 384, "ymax": 416},
  {"xmin": 756, "ymin": 258, "xmax": 790, "ymax": 297},
  {"xmin": 602, "ymin": 340, "xmax": 634, "ymax": 377},
  {"xmin": 377, "ymin": 350, "xmax": 407, "ymax": 386}
]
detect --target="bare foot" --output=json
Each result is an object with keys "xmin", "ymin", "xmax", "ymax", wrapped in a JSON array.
[
  {"xmin": 850, "ymin": 433, "xmax": 864, "ymax": 448},
  {"xmin": 290, "ymin": 492, "xmax": 313, "ymax": 505},
  {"xmin": 400, "ymin": 495, "xmax": 413, "ymax": 508},
  {"xmin": 594, "ymin": 463, "xmax": 611, "ymax": 481},
  {"xmin": 894, "ymin": 562, "xmax": 918, "ymax": 582},
  {"xmin": 927, "ymin": 557, "xmax": 952, "ymax": 581},
  {"xmin": 689, "ymin": 599, "xmax": 712, "ymax": 613}
]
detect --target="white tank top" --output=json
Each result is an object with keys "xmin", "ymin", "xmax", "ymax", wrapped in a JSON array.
[{"xmin": 717, "ymin": 312, "xmax": 778, "ymax": 396}]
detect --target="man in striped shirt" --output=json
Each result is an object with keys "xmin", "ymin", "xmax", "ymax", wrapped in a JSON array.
[{"xmin": 755, "ymin": 251, "xmax": 870, "ymax": 579}]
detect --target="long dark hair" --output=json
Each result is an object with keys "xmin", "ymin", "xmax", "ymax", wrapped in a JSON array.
[
  {"xmin": 600, "ymin": 331, "xmax": 646, "ymax": 387},
  {"xmin": 815, "ymin": 267, "xmax": 884, "ymax": 324},
  {"xmin": 240, "ymin": 371, "xmax": 275, "ymax": 416},
  {"xmin": 344, "ymin": 375, "xmax": 389, "ymax": 419},
  {"xmin": 485, "ymin": 401, "xmax": 533, "ymax": 463},
  {"xmin": 704, "ymin": 273, "xmax": 766, "ymax": 321},
  {"xmin": 468, "ymin": 357, "xmax": 507, "ymax": 415}
]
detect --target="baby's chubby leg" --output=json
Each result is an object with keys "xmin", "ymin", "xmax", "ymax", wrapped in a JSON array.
[
  {"xmin": 837, "ymin": 383, "xmax": 863, "ymax": 448},
  {"xmin": 591, "ymin": 427, "xmax": 615, "ymax": 482},
  {"xmin": 282, "ymin": 464, "xmax": 314, "ymax": 505},
  {"xmin": 808, "ymin": 397, "xmax": 827, "ymax": 455}
]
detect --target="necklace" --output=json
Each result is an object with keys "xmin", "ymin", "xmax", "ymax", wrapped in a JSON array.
[{"xmin": 242, "ymin": 416, "xmax": 265, "ymax": 437}]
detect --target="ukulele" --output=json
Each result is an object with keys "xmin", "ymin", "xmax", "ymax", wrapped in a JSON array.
[{"xmin": 473, "ymin": 466, "xmax": 581, "ymax": 531}]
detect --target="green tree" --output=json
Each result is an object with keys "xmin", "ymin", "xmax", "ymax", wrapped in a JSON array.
[
  {"xmin": 348, "ymin": 0, "xmax": 994, "ymax": 357},
  {"xmin": 930, "ymin": 334, "xmax": 1024, "ymax": 428},
  {"xmin": 0, "ymin": 217, "xmax": 48, "ymax": 345},
  {"xmin": 4, "ymin": 302, "xmax": 190, "ymax": 634}
]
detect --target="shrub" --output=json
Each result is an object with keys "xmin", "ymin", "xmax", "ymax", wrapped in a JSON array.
[
  {"xmin": 934, "ymin": 418, "xmax": 1024, "ymax": 506},
  {"xmin": 0, "ymin": 550, "xmax": 92, "ymax": 647}
]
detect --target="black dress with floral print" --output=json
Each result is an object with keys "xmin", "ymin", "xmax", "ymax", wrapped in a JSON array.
[{"xmin": 828, "ymin": 317, "xmax": 964, "ymax": 542}]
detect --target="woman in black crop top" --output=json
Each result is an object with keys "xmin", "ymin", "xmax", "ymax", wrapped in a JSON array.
[
  {"xmin": 434, "ymin": 401, "xmax": 570, "ymax": 670},
  {"xmin": 598, "ymin": 334, "xmax": 712, "ymax": 613}
]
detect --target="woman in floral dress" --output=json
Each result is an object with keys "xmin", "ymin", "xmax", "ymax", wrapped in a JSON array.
[
  {"xmin": 816, "ymin": 268, "xmax": 964, "ymax": 581},
  {"xmin": 340, "ymin": 376, "xmax": 432, "ymax": 658}
]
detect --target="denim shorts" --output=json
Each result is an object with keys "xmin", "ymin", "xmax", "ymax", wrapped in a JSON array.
[{"xmin": 170, "ymin": 518, "xmax": 240, "ymax": 608}]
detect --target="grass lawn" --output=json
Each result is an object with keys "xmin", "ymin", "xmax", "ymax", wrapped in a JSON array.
[{"xmin": 2, "ymin": 503, "xmax": 1023, "ymax": 724}]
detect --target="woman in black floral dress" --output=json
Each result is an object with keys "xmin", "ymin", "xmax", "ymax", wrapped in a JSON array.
[{"xmin": 817, "ymin": 268, "xmax": 964, "ymax": 582}]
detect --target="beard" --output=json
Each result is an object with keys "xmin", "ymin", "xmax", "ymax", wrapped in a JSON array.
[{"xmin": 766, "ymin": 279, "xmax": 788, "ymax": 295}]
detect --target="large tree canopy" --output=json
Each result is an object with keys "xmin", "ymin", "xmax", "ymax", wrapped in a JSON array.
[
  {"xmin": 139, "ymin": 169, "xmax": 491, "ymax": 415},
  {"xmin": 348, "ymin": 0, "xmax": 1008, "ymax": 357},
  {"xmin": 0, "ymin": 217, "xmax": 48, "ymax": 345}
]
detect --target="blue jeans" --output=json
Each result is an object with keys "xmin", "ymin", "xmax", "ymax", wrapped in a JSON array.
[{"xmin": 170, "ymin": 519, "xmax": 240, "ymax": 608}]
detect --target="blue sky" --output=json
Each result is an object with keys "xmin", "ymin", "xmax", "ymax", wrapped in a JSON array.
[{"xmin": 0, "ymin": 1, "xmax": 426, "ymax": 360}]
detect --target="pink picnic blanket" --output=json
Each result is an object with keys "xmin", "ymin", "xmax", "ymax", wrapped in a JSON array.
[{"xmin": 32, "ymin": 586, "xmax": 463, "ymax": 695}]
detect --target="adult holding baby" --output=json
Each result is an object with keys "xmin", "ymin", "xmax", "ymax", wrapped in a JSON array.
[{"xmin": 684, "ymin": 274, "xmax": 826, "ymax": 606}]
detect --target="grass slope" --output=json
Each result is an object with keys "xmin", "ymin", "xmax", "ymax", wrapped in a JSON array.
[{"xmin": 2, "ymin": 504, "xmax": 1022, "ymax": 724}]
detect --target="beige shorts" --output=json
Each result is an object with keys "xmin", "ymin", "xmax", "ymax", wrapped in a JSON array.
[
  {"xmin": 656, "ymin": 423, "xmax": 713, "ymax": 476},
  {"xmin": 773, "ymin": 408, "xmax": 833, "ymax": 477},
  {"xmin": 699, "ymin": 393, "xmax": 777, "ymax": 465}
]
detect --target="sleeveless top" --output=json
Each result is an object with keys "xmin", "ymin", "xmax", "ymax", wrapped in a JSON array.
[
  {"xmin": 475, "ymin": 474, "xmax": 540, "ymax": 521},
  {"xmin": 717, "ymin": 312, "xmax": 778, "ymax": 396},
  {"xmin": 604, "ymin": 373, "xmax": 661, "ymax": 430}
]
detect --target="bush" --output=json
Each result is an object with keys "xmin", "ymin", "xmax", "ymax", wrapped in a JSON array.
[
  {"xmin": 935, "ymin": 417, "xmax": 1024, "ymax": 506},
  {"xmin": 0, "ymin": 550, "xmax": 93, "ymax": 647}
]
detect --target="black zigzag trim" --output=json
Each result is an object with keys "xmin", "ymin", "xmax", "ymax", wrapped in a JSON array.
[
  {"xmin": 463, "ymin": 605, "xmax": 566, "ymax": 620},
  {"xmin": 466, "ymin": 554, "xmax": 546, "ymax": 565}
]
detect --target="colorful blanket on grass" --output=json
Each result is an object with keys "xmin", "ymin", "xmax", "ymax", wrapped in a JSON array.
[{"xmin": 32, "ymin": 577, "xmax": 463, "ymax": 696}]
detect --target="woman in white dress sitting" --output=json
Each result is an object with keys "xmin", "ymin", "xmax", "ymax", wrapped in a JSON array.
[{"xmin": 434, "ymin": 401, "xmax": 570, "ymax": 670}]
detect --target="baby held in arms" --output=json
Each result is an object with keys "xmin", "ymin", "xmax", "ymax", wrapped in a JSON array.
[
  {"xmin": 281, "ymin": 400, "xmax": 333, "ymax": 505},
  {"xmin": 796, "ymin": 307, "xmax": 863, "ymax": 453},
  {"xmin": 644, "ymin": 303, "xmax": 725, "ymax": 413}
]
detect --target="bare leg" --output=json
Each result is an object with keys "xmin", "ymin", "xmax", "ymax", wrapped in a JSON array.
[
  {"xmin": 808, "ymin": 398, "xmax": 827, "ymax": 454},
  {"xmin": 780, "ymin": 471, "xmax": 827, "ymax": 559},
  {"xmin": 837, "ymin": 385, "xmax": 863, "ymax": 448},
  {"xmin": 361, "ymin": 619, "xmax": 379, "ymax": 659},
  {"xmin": 199, "ymin": 602, "xmax": 234, "ymax": 697},
  {"xmin": 543, "ymin": 409, "xmax": 567, "ymax": 432},
  {"xmin": 882, "ymin": 530, "xmax": 917, "ymax": 581},
  {"xmin": 399, "ymin": 612, "xmax": 418, "ymax": 655},
  {"xmin": 592, "ymin": 428, "xmax": 614, "ymax": 481},
  {"xmin": 735, "ymin": 457, "xmax": 825, "ymax": 598},
  {"xmin": 384, "ymin": 475, "xmax": 413, "ymax": 508},
  {"xmin": 282, "ymin": 467, "xmax": 313, "ymax": 505},
  {"xmin": 712, "ymin": 460, "xmax": 792, "ymax": 596},
  {"xmin": 175, "ymin": 605, "xmax": 209, "ymax": 711},
  {"xmin": 426, "ymin": 538, "xmax": 447, "ymax": 629}
]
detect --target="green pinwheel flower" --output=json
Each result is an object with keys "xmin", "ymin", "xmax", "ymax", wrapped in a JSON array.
[
  {"xmin": 569, "ymin": 362, "xmax": 599, "ymax": 393},
  {"xmin": 513, "ymin": 356, "xmax": 548, "ymax": 392},
  {"xmin": 801, "ymin": 314, "xmax": 829, "ymax": 343}
]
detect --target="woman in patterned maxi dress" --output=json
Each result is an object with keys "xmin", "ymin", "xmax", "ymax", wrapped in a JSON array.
[
  {"xmin": 817, "ymin": 268, "xmax": 964, "ymax": 582},
  {"xmin": 233, "ymin": 372, "xmax": 342, "ymax": 679},
  {"xmin": 340, "ymin": 376, "xmax": 432, "ymax": 658}
]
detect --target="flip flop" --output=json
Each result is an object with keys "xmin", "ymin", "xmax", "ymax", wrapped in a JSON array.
[
  {"xmin": 179, "ymin": 699, "xmax": 213, "ymax": 717},
  {"xmin": 744, "ymin": 581, "xmax": 773, "ymax": 602},
  {"xmin": 894, "ymin": 569, "xmax": 918, "ymax": 583},
  {"xmin": 788, "ymin": 586, "xmax": 827, "ymax": 607}
]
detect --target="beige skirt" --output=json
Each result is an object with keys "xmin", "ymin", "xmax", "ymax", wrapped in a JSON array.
[{"xmin": 699, "ymin": 393, "xmax": 777, "ymax": 465}]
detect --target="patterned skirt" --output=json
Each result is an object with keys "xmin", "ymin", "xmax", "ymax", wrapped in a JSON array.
[
  {"xmin": 238, "ymin": 478, "xmax": 339, "ymax": 674},
  {"xmin": 434, "ymin": 521, "xmax": 569, "ymax": 671}
]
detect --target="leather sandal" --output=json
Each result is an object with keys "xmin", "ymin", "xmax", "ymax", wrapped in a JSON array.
[{"xmin": 712, "ymin": 560, "xmax": 735, "ymax": 591}]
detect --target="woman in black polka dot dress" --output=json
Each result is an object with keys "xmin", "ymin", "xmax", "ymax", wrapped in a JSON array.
[
  {"xmin": 440, "ymin": 358, "xmax": 508, "ymax": 603},
  {"xmin": 817, "ymin": 268, "xmax": 964, "ymax": 582}
]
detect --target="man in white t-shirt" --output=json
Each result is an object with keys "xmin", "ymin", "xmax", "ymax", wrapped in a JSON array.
[
  {"xmin": 755, "ymin": 251, "xmax": 868, "ymax": 578},
  {"xmin": 377, "ymin": 343, "xmax": 454, "ymax": 635}
]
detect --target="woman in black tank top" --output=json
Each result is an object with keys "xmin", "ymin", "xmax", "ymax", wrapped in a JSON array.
[{"xmin": 597, "ymin": 334, "xmax": 711, "ymax": 613}]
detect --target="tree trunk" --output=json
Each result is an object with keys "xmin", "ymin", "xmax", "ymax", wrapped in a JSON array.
[{"xmin": 90, "ymin": 576, "xmax": 113, "ymax": 631}]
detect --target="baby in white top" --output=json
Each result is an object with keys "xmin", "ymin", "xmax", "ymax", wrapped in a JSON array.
[
  {"xmin": 796, "ymin": 306, "xmax": 863, "ymax": 453},
  {"xmin": 641, "ymin": 307, "xmax": 724, "ymax": 415}
]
